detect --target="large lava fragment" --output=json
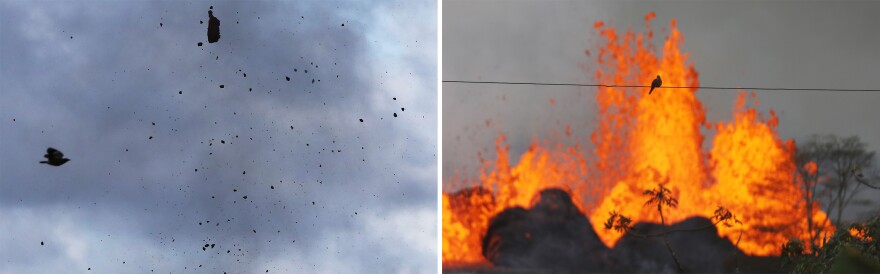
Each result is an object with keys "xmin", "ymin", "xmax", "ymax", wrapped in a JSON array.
[{"xmin": 207, "ymin": 8, "xmax": 220, "ymax": 43}]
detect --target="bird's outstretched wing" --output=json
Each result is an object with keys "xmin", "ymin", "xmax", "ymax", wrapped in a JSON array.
[{"xmin": 46, "ymin": 147, "xmax": 63, "ymax": 159}]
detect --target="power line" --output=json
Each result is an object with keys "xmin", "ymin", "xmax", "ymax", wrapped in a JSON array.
[{"xmin": 442, "ymin": 80, "xmax": 880, "ymax": 92}]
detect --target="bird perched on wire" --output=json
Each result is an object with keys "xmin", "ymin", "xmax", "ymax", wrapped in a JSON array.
[
  {"xmin": 649, "ymin": 75, "xmax": 662, "ymax": 94},
  {"xmin": 40, "ymin": 147, "xmax": 70, "ymax": 166}
]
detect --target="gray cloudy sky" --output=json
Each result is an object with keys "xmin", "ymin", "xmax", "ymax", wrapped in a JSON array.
[
  {"xmin": 443, "ymin": 1, "xmax": 880, "ymax": 219},
  {"xmin": 1, "ymin": 0, "xmax": 436, "ymax": 273}
]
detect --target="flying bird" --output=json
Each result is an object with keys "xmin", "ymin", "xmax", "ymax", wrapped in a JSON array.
[
  {"xmin": 649, "ymin": 75, "xmax": 662, "ymax": 94},
  {"xmin": 40, "ymin": 147, "xmax": 70, "ymax": 166}
]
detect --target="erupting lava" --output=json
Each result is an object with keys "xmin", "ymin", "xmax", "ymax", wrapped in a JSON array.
[{"xmin": 442, "ymin": 14, "xmax": 834, "ymax": 266}]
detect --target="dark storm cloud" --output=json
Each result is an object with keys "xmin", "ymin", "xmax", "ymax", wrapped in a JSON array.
[
  {"xmin": 443, "ymin": 1, "xmax": 880, "ymax": 219},
  {"xmin": 1, "ymin": 0, "xmax": 436, "ymax": 273}
]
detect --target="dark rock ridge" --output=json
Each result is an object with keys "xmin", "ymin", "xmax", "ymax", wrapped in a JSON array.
[
  {"xmin": 611, "ymin": 216, "xmax": 745, "ymax": 273},
  {"xmin": 482, "ymin": 188, "xmax": 610, "ymax": 271},
  {"xmin": 468, "ymin": 187, "xmax": 757, "ymax": 273}
]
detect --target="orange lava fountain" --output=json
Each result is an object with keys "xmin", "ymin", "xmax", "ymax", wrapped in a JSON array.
[{"xmin": 442, "ymin": 14, "xmax": 833, "ymax": 266}]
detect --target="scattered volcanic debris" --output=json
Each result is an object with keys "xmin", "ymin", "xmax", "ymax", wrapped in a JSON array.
[
  {"xmin": 207, "ymin": 7, "xmax": 220, "ymax": 43},
  {"xmin": 7, "ymin": 2, "xmax": 434, "ymax": 272}
]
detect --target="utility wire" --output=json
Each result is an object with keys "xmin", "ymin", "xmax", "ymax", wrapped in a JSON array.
[{"xmin": 443, "ymin": 80, "xmax": 880, "ymax": 92}]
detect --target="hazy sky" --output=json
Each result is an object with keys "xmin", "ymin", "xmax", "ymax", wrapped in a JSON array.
[
  {"xmin": 443, "ymin": 1, "xmax": 880, "ymax": 219},
  {"xmin": 1, "ymin": 1, "xmax": 436, "ymax": 273}
]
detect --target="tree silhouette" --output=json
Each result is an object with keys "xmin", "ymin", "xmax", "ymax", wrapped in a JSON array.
[
  {"xmin": 795, "ymin": 134, "xmax": 879, "ymax": 252},
  {"xmin": 605, "ymin": 183, "xmax": 743, "ymax": 273}
]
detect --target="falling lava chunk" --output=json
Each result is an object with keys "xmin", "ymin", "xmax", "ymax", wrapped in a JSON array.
[{"xmin": 207, "ymin": 9, "xmax": 220, "ymax": 43}]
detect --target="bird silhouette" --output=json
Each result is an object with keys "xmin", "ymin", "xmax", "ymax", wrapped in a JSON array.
[
  {"xmin": 40, "ymin": 147, "xmax": 70, "ymax": 166},
  {"xmin": 649, "ymin": 75, "xmax": 662, "ymax": 94}
]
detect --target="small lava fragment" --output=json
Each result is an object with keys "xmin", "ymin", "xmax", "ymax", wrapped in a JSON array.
[
  {"xmin": 219, "ymin": 85, "xmax": 224, "ymax": 88},
  {"xmin": 242, "ymin": 195, "xmax": 247, "ymax": 199},
  {"xmin": 393, "ymin": 113, "xmax": 397, "ymax": 117},
  {"xmin": 179, "ymin": 90, "xmax": 183, "ymax": 94},
  {"xmin": 286, "ymin": 76, "xmax": 290, "ymax": 81},
  {"xmin": 270, "ymin": 185, "xmax": 274, "ymax": 189},
  {"xmin": 198, "ymin": 42, "xmax": 203, "ymax": 46},
  {"xmin": 149, "ymin": 136, "xmax": 153, "ymax": 139},
  {"xmin": 41, "ymin": 241, "xmax": 44, "ymax": 245},
  {"xmin": 242, "ymin": 170, "xmax": 246, "ymax": 174},
  {"xmin": 359, "ymin": 119, "xmax": 363, "ymax": 122}
]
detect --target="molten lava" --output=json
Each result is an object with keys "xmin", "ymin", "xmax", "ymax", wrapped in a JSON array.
[{"xmin": 442, "ymin": 14, "xmax": 833, "ymax": 266}]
